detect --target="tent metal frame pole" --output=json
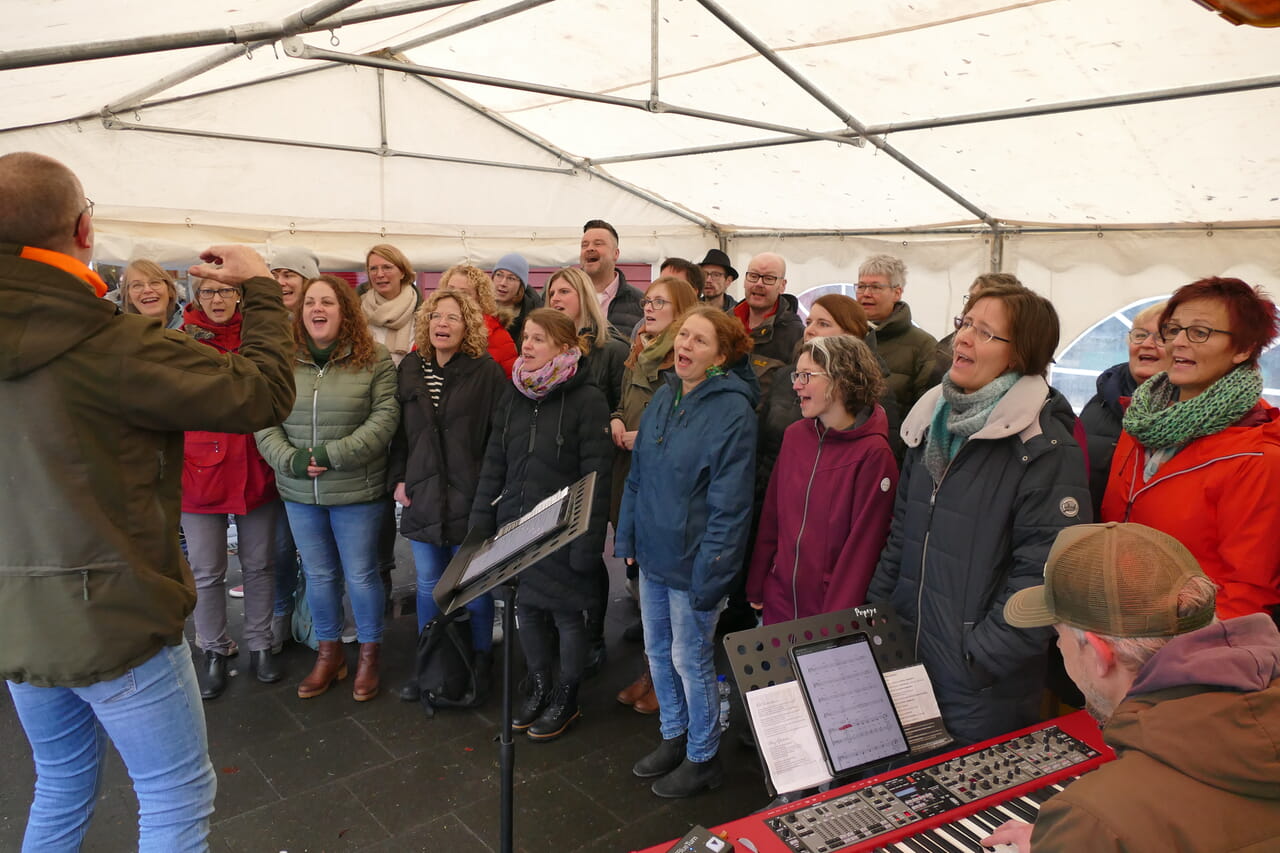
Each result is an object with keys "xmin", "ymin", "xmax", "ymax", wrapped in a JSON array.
[
  {"xmin": 865, "ymin": 74, "xmax": 1280, "ymax": 135},
  {"xmin": 989, "ymin": 227, "xmax": 1004, "ymax": 272},
  {"xmin": 387, "ymin": 0, "xmax": 556, "ymax": 53},
  {"xmin": 102, "ymin": 0, "xmax": 472, "ymax": 113},
  {"xmin": 650, "ymin": 0, "xmax": 661, "ymax": 105},
  {"xmin": 694, "ymin": 0, "xmax": 996, "ymax": 230},
  {"xmin": 100, "ymin": 117, "xmax": 578, "ymax": 175},
  {"xmin": 589, "ymin": 134, "xmax": 835, "ymax": 166},
  {"xmin": 725, "ymin": 223, "xmax": 1280, "ymax": 238},
  {"xmin": 377, "ymin": 68, "xmax": 390, "ymax": 149},
  {"xmin": 406, "ymin": 76, "xmax": 722, "ymax": 235},
  {"xmin": 288, "ymin": 42, "xmax": 875, "ymax": 147},
  {"xmin": 0, "ymin": 0, "xmax": 367, "ymax": 72},
  {"xmin": 585, "ymin": 73, "xmax": 1280, "ymax": 166}
]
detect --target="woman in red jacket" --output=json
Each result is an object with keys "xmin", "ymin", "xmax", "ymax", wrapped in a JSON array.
[
  {"xmin": 1102, "ymin": 277, "xmax": 1280, "ymax": 620},
  {"xmin": 439, "ymin": 263, "xmax": 518, "ymax": 377},
  {"xmin": 747, "ymin": 334, "xmax": 898, "ymax": 624},
  {"xmin": 180, "ymin": 279, "xmax": 283, "ymax": 698}
]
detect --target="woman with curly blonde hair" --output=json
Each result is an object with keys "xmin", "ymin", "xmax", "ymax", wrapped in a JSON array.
[
  {"xmin": 255, "ymin": 275, "xmax": 400, "ymax": 703},
  {"xmin": 440, "ymin": 263, "xmax": 518, "ymax": 376},
  {"xmin": 389, "ymin": 290, "xmax": 508, "ymax": 701}
]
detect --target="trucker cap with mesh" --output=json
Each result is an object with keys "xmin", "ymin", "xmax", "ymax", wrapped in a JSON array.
[{"xmin": 1004, "ymin": 522, "xmax": 1215, "ymax": 638}]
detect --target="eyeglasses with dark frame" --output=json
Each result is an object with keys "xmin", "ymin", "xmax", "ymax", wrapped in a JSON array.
[
  {"xmin": 953, "ymin": 315, "xmax": 1012, "ymax": 344},
  {"xmin": 1159, "ymin": 323, "xmax": 1233, "ymax": 344},
  {"xmin": 744, "ymin": 271, "xmax": 781, "ymax": 286},
  {"xmin": 855, "ymin": 282, "xmax": 895, "ymax": 294},
  {"xmin": 196, "ymin": 286, "xmax": 239, "ymax": 302},
  {"xmin": 640, "ymin": 296, "xmax": 671, "ymax": 310},
  {"xmin": 790, "ymin": 370, "xmax": 830, "ymax": 386}
]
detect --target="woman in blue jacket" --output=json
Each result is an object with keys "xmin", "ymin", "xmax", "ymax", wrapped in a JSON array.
[{"xmin": 616, "ymin": 305, "xmax": 757, "ymax": 799}]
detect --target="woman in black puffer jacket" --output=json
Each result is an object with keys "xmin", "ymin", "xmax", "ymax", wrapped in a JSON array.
[
  {"xmin": 390, "ymin": 289, "xmax": 507, "ymax": 701},
  {"xmin": 470, "ymin": 308, "xmax": 612, "ymax": 742}
]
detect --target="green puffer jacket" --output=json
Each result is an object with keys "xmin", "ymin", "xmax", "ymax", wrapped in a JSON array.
[
  {"xmin": 255, "ymin": 344, "xmax": 399, "ymax": 505},
  {"xmin": 0, "ymin": 248, "xmax": 295, "ymax": 687}
]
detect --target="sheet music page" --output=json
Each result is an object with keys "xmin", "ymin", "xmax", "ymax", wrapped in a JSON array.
[
  {"xmin": 744, "ymin": 682, "xmax": 832, "ymax": 793},
  {"xmin": 883, "ymin": 664, "xmax": 953, "ymax": 754}
]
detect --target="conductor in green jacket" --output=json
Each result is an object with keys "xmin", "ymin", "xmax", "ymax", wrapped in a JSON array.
[{"xmin": 0, "ymin": 152, "xmax": 296, "ymax": 852}]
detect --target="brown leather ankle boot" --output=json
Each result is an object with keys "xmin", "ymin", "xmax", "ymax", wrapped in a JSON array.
[
  {"xmin": 353, "ymin": 642, "xmax": 381, "ymax": 702},
  {"xmin": 297, "ymin": 640, "xmax": 348, "ymax": 699},
  {"xmin": 616, "ymin": 663, "xmax": 654, "ymax": 706}
]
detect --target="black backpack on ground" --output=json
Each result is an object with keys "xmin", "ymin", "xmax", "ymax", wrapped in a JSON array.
[{"xmin": 411, "ymin": 613, "xmax": 483, "ymax": 717}]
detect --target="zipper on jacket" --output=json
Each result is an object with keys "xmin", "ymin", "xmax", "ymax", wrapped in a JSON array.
[
  {"xmin": 916, "ymin": 451, "xmax": 959, "ymax": 658},
  {"xmin": 311, "ymin": 365, "xmax": 326, "ymax": 504},
  {"xmin": 1122, "ymin": 450, "xmax": 1263, "ymax": 522},
  {"xmin": 82, "ymin": 570, "xmax": 89, "ymax": 601},
  {"xmin": 790, "ymin": 427, "xmax": 826, "ymax": 621}
]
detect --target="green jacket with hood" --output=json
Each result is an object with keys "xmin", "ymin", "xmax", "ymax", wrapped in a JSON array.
[
  {"xmin": 0, "ymin": 246, "xmax": 295, "ymax": 687},
  {"xmin": 254, "ymin": 343, "xmax": 399, "ymax": 505}
]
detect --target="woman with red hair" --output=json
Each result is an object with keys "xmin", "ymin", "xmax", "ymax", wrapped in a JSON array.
[{"xmin": 1103, "ymin": 277, "xmax": 1280, "ymax": 621}]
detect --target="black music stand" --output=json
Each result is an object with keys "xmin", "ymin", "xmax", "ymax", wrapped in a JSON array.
[
  {"xmin": 721, "ymin": 602, "xmax": 946, "ymax": 797},
  {"xmin": 432, "ymin": 472, "xmax": 597, "ymax": 853}
]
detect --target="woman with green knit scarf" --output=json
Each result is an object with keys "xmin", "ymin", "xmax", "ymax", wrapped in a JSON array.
[
  {"xmin": 609, "ymin": 276, "xmax": 700, "ymax": 714},
  {"xmin": 866, "ymin": 283, "xmax": 1091, "ymax": 745},
  {"xmin": 1102, "ymin": 277, "xmax": 1280, "ymax": 622}
]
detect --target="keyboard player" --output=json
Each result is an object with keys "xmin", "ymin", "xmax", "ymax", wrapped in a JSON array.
[{"xmin": 979, "ymin": 521, "xmax": 1280, "ymax": 852}]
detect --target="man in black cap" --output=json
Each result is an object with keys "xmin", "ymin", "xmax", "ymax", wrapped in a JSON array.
[
  {"xmin": 982, "ymin": 521, "xmax": 1280, "ymax": 853},
  {"xmin": 698, "ymin": 248, "xmax": 738, "ymax": 312}
]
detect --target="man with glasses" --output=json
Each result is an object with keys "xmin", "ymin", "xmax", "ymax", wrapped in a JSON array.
[
  {"xmin": 697, "ymin": 248, "xmax": 738, "ymax": 312},
  {"xmin": 857, "ymin": 253, "xmax": 939, "ymax": 420},
  {"xmin": 491, "ymin": 251, "xmax": 540, "ymax": 345},
  {"xmin": 0, "ymin": 151, "xmax": 295, "ymax": 851},
  {"xmin": 735, "ymin": 252, "xmax": 804, "ymax": 368}
]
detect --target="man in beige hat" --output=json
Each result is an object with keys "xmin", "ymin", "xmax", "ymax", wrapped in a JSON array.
[{"xmin": 982, "ymin": 521, "xmax": 1280, "ymax": 852}]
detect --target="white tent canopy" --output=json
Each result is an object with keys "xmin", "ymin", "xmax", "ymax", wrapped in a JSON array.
[{"xmin": 2, "ymin": 0, "xmax": 1278, "ymax": 343}]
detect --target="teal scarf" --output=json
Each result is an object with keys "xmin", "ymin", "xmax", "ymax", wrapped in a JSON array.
[{"xmin": 923, "ymin": 372, "xmax": 1021, "ymax": 483}]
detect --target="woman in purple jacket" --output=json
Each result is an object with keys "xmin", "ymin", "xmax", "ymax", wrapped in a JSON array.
[{"xmin": 747, "ymin": 335, "xmax": 898, "ymax": 624}]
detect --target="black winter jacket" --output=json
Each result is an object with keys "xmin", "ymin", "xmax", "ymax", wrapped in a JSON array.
[
  {"xmin": 582, "ymin": 326, "xmax": 631, "ymax": 415},
  {"xmin": 389, "ymin": 351, "xmax": 507, "ymax": 546},
  {"xmin": 469, "ymin": 364, "xmax": 613, "ymax": 611},
  {"xmin": 607, "ymin": 268, "xmax": 646, "ymax": 334},
  {"xmin": 1079, "ymin": 361, "xmax": 1136, "ymax": 519},
  {"xmin": 867, "ymin": 376, "xmax": 1091, "ymax": 744}
]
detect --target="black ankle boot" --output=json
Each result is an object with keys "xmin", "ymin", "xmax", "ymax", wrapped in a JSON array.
[
  {"xmin": 512, "ymin": 671, "xmax": 552, "ymax": 730},
  {"xmin": 528, "ymin": 681, "xmax": 580, "ymax": 741},
  {"xmin": 632, "ymin": 733, "xmax": 688, "ymax": 778},
  {"xmin": 651, "ymin": 754, "xmax": 723, "ymax": 798},
  {"xmin": 250, "ymin": 649, "xmax": 281, "ymax": 684},
  {"xmin": 201, "ymin": 650, "xmax": 227, "ymax": 700}
]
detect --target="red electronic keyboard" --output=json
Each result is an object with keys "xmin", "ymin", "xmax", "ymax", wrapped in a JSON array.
[{"xmin": 635, "ymin": 711, "xmax": 1114, "ymax": 853}]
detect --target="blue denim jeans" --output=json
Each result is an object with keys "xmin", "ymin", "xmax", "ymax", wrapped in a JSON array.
[
  {"xmin": 273, "ymin": 503, "xmax": 301, "ymax": 617},
  {"xmin": 284, "ymin": 500, "xmax": 385, "ymax": 643},
  {"xmin": 409, "ymin": 540, "xmax": 492, "ymax": 650},
  {"xmin": 639, "ymin": 571, "xmax": 721, "ymax": 762},
  {"xmin": 6, "ymin": 643, "xmax": 216, "ymax": 853}
]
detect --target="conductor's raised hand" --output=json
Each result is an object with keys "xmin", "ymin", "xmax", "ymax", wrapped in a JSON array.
[{"xmin": 188, "ymin": 245, "xmax": 271, "ymax": 285}]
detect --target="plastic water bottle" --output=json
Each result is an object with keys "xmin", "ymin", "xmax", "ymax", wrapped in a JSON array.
[{"xmin": 717, "ymin": 674, "xmax": 732, "ymax": 732}]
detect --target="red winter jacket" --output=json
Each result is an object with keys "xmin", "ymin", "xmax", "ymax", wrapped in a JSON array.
[
  {"xmin": 484, "ymin": 314, "xmax": 517, "ymax": 377},
  {"xmin": 180, "ymin": 305, "xmax": 279, "ymax": 515},
  {"xmin": 747, "ymin": 406, "xmax": 898, "ymax": 625},
  {"xmin": 1102, "ymin": 401, "xmax": 1280, "ymax": 619}
]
